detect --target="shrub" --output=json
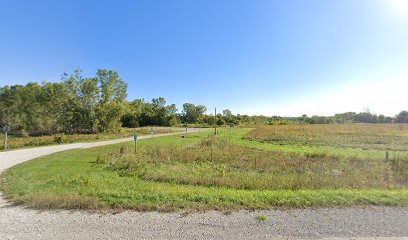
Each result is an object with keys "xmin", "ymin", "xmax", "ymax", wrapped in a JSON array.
[{"xmin": 120, "ymin": 144, "xmax": 129, "ymax": 155}]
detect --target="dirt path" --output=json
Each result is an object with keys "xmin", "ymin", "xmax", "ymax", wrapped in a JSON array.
[{"xmin": 0, "ymin": 128, "xmax": 407, "ymax": 240}]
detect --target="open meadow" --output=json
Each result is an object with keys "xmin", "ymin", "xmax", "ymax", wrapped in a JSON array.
[{"xmin": 1, "ymin": 124, "xmax": 407, "ymax": 211}]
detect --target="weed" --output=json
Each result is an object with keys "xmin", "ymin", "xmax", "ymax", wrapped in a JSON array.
[
  {"xmin": 256, "ymin": 214, "xmax": 268, "ymax": 222},
  {"xmin": 120, "ymin": 144, "xmax": 129, "ymax": 155}
]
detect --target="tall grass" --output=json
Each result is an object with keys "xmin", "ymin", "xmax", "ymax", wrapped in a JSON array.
[
  {"xmin": 245, "ymin": 124, "xmax": 408, "ymax": 151},
  {"xmin": 97, "ymin": 137, "xmax": 408, "ymax": 190}
]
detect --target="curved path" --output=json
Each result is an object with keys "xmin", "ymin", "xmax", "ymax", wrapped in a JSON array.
[{"xmin": 1, "ymin": 128, "xmax": 407, "ymax": 240}]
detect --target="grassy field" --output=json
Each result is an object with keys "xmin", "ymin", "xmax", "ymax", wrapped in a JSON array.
[
  {"xmin": 1, "ymin": 124, "xmax": 407, "ymax": 212},
  {"xmin": 0, "ymin": 127, "xmax": 178, "ymax": 151}
]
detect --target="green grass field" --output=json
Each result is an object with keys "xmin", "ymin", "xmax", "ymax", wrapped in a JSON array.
[{"xmin": 1, "ymin": 125, "xmax": 407, "ymax": 212}]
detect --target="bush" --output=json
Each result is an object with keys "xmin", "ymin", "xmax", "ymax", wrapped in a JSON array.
[
  {"xmin": 120, "ymin": 144, "xmax": 129, "ymax": 155},
  {"xmin": 216, "ymin": 118, "xmax": 225, "ymax": 126},
  {"xmin": 53, "ymin": 134, "xmax": 66, "ymax": 144}
]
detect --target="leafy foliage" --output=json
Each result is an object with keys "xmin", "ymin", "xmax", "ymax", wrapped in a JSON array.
[{"xmin": 0, "ymin": 68, "xmax": 127, "ymax": 134}]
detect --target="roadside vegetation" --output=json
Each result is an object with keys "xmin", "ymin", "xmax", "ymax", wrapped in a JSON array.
[
  {"xmin": 2, "ymin": 69, "xmax": 408, "ymax": 148},
  {"xmin": 1, "ymin": 124, "xmax": 407, "ymax": 211},
  {"xmin": 0, "ymin": 127, "xmax": 178, "ymax": 151}
]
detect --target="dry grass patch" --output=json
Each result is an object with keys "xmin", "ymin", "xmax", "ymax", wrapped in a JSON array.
[
  {"xmin": 97, "ymin": 137, "xmax": 407, "ymax": 190},
  {"xmin": 246, "ymin": 124, "xmax": 408, "ymax": 151}
]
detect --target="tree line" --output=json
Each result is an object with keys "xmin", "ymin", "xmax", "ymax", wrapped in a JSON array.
[
  {"xmin": 1, "ymin": 69, "xmax": 127, "ymax": 135},
  {"xmin": 1, "ymin": 69, "xmax": 408, "ymax": 136},
  {"xmin": 292, "ymin": 111, "xmax": 408, "ymax": 124}
]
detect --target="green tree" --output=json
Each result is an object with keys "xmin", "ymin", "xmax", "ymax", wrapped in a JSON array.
[
  {"xmin": 182, "ymin": 103, "xmax": 207, "ymax": 124},
  {"xmin": 151, "ymin": 97, "xmax": 168, "ymax": 126},
  {"xmin": 396, "ymin": 111, "xmax": 408, "ymax": 123},
  {"xmin": 95, "ymin": 69, "xmax": 128, "ymax": 132},
  {"xmin": 223, "ymin": 109, "xmax": 232, "ymax": 118},
  {"xmin": 166, "ymin": 104, "xmax": 179, "ymax": 127},
  {"xmin": 77, "ymin": 77, "xmax": 99, "ymax": 132},
  {"xmin": 0, "ymin": 85, "xmax": 22, "ymax": 131},
  {"xmin": 216, "ymin": 118, "xmax": 225, "ymax": 126}
]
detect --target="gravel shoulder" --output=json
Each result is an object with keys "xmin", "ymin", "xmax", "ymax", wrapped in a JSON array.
[
  {"xmin": 1, "ymin": 128, "xmax": 407, "ymax": 240},
  {"xmin": 0, "ymin": 204, "xmax": 407, "ymax": 239}
]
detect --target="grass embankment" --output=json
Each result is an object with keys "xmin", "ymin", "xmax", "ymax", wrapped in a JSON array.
[
  {"xmin": 1, "ymin": 125, "xmax": 407, "ymax": 211},
  {"xmin": 0, "ymin": 127, "xmax": 178, "ymax": 151}
]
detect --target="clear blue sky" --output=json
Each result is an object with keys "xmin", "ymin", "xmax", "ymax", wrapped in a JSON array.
[{"xmin": 0, "ymin": 0, "xmax": 407, "ymax": 116}]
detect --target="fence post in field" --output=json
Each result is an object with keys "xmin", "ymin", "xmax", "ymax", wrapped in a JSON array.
[
  {"xmin": 214, "ymin": 108, "xmax": 217, "ymax": 136},
  {"xmin": 3, "ymin": 125, "xmax": 10, "ymax": 150},
  {"xmin": 384, "ymin": 151, "xmax": 390, "ymax": 187},
  {"xmin": 210, "ymin": 145, "xmax": 213, "ymax": 162},
  {"xmin": 133, "ymin": 134, "xmax": 138, "ymax": 154},
  {"xmin": 4, "ymin": 131, "xmax": 7, "ymax": 150}
]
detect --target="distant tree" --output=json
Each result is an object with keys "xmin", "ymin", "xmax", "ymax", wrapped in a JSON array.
[
  {"xmin": 77, "ymin": 77, "xmax": 100, "ymax": 132},
  {"xmin": 18, "ymin": 83, "xmax": 46, "ymax": 133},
  {"xmin": 377, "ymin": 114, "xmax": 392, "ymax": 123},
  {"xmin": 222, "ymin": 109, "xmax": 239, "ymax": 124},
  {"xmin": 334, "ymin": 112, "xmax": 356, "ymax": 124},
  {"xmin": 166, "ymin": 104, "xmax": 178, "ymax": 127},
  {"xmin": 121, "ymin": 99, "xmax": 143, "ymax": 128},
  {"xmin": 95, "ymin": 69, "xmax": 128, "ymax": 132},
  {"xmin": 195, "ymin": 105, "xmax": 207, "ymax": 123},
  {"xmin": 396, "ymin": 111, "xmax": 408, "ymax": 123},
  {"xmin": 0, "ymin": 85, "xmax": 22, "ymax": 131},
  {"xmin": 166, "ymin": 104, "xmax": 177, "ymax": 115},
  {"xmin": 182, "ymin": 103, "xmax": 207, "ymax": 124},
  {"xmin": 182, "ymin": 103, "xmax": 196, "ymax": 123},
  {"xmin": 223, "ymin": 109, "xmax": 232, "ymax": 118},
  {"xmin": 41, "ymin": 81, "xmax": 73, "ymax": 133},
  {"xmin": 216, "ymin": 118, "xmax": 225, "ymax": 126},
  {"xmin": 202, "ymin": 115, "xmax": 216, "ymax": 126},
  {"xmin": 58, "ymin": 69, "xmax": 101, "ymax": 133},
  {"xmin": 151, "ymin": 97, "xmax": 168, "ymax": 126},
  {"xmin": 168, "ymin": 115, "xmax": 180, "ymax": 127},
  {"xmin": 354, "ymin": 112, "xmax": 373, "ymax": 123}
]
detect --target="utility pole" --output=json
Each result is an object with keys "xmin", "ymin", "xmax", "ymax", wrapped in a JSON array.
[{"xmin": 214, "ymin": 108, "xmax": 217, "ymax": 135}]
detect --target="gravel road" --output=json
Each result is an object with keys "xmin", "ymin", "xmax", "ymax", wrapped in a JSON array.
[{"xmin": 1, "ymin": 128, "xmax": 407, "ymax": 240}]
